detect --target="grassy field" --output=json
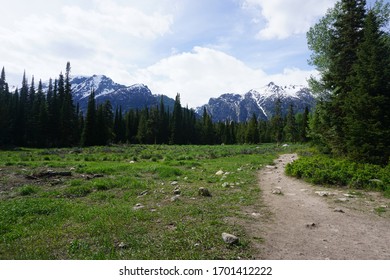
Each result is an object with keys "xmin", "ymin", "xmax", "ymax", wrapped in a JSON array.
[{"xmin": 0, "ymin": 144, "xmax": 297, "ymax": 260}]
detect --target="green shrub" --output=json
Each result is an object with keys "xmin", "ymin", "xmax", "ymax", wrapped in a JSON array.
[{"xmin": 286, "ymin": 154, "xmax": 390, "ymax": 193}]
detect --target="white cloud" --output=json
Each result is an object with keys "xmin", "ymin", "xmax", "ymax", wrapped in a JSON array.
[
  {"xmin": 0, "ymin": 0, "xmax": 173, "ymax": 86},
  {"xmin": 131, "ymin": 47, "xmax": 316, "ymax": 107},
  {"xmin": 243, "ymin": 0, "xmax": 337, "ymax": 39}
]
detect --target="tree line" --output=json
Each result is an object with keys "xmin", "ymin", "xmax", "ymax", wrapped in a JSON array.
[
  {"xmin": 307, "ymin": 0, "xmax": 390, "ymax": 165},
  {"xmin": 0, "ymin": 63, "xmax": 310, "ymax": 148}
]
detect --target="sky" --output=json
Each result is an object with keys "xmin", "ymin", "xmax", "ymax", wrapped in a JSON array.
[{"xmin": 0, "ymin": 0, "xmax": 382, "ymax": 107}]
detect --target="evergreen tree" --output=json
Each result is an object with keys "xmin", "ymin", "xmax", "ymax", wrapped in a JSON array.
[
  {"xmin": 113, "ymin": 106, "xmax": 126, "ymax": 143},
  {"xmin": 0, "ymin": 67, "xmax": 11, "ymax": 145},
  {"xmin": 200, "ymin": 107, "xmax": 215, "ymax": 144},
  {"xmin": 298, "ymin": 107, "xmax": 310, "ymax": 142},
  {"xmin": 81, "ymin": 89, "xmax": 97, "ymax": 146},
  {"xmin": 171, "ymin": 94, "xmax": 183, "ymax": 144},
  {"xmin": 59, "ymin": 62, "xmax": 77, "ymax": 146},
  {"xmin": 345, "ymin": 10, "xmax": 390, "ymax": 164},
  {"xmin": 284, "ymin": 103, "xmax": 298, "ymax": 143},
  {"xmin": 246, "ymin": 113, "xmax": 260, "ymax": 144},
  {"xmin": 271, "ymin": 98, "xmax": 284, "ymax": 143},
  {"xmin": 96, "ymin": 101, "xmax": 113, "ymax": 145}
]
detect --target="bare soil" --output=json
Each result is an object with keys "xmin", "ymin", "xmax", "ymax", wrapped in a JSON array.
[{"xmin": 245, "ymin": 154, "xmax": 390, "ymax": 260}]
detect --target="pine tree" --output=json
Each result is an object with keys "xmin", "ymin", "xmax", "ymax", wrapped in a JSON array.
[
  {"xmin": 271, "ymin": 98, "xmax": 284, "ymax": 143},
  {"xmin": 81, "ymin": 89, "xmax": 97, "ymax": 146},
  {"xmin": 96, "ymin": 101, "xmax": 113, "ymax": 145},
  {"xmin": 59, "ymin": 62, "xmax": 77, "ymax": 146},
  {"xmin": 246, "ymin": 113, "xmax": 260, "ymax": 144},
  {"xmin": 345, "ymin": 10, "xmax": 390, "ymax": 164},
  {"xmin": 171, "ymin": 94, "xmax": 183, "ymax": 144},
  {"xmin": 284, "ymin": 103, "xmax": 298, "ymax": 143},
  {"xmin": 0, "ymin": 67, "xmax": 11, "ymax": 145}
]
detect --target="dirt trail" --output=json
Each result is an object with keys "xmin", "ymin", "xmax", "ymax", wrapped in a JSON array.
[{"xmin": 249, "ymin": 154, "xmax": 390, "ymax": 260}]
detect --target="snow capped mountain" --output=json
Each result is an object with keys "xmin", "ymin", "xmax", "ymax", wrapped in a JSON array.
[
  {"xmin": 42, "ymin": 75, "xmax": 315, "ymax": 121},
  {"xmin": 68, "ymin": 75, "xmax": 175, "ymax": 113},
  {"xmin": 196, "ymin": 82, "xmax": 315, "ymax": 122}
]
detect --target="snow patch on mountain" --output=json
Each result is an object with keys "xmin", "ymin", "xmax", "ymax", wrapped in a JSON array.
[{"xmin": 197, "ymin": 82, "xmax": 315, "ymax": 122}]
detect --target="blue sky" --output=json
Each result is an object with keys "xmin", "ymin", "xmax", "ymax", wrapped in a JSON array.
[{"xmin": 0, "ymin": 0, "xmax": 384, "ymax": 107}]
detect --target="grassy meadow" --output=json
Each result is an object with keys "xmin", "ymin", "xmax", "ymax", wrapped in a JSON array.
[{"xmin": 0, "ymin": 144, "xmax": 298, "ymax": 260}]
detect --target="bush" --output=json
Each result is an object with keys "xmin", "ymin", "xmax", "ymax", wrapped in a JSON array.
[{"xmin": 286, "ymin": 154, "xmax": 390, "ymax": 193}]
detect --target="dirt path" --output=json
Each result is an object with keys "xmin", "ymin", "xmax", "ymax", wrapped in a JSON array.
[{"xmin": 248, "ymin": 154, "xmax": 390, "ymax": 260}]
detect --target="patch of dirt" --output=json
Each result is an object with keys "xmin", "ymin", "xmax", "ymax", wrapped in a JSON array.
[{"xmin": 244, "ymin": 154, "xmax": 390, "ymax": 260}]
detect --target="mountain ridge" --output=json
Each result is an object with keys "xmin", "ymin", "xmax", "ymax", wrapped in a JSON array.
[
  {"xmin": 196, "ymin": 82, "xmax": 315, "ymax": 122},
  {"xmin": 47, "ymin": 75, "xmax": 315, "ymax": 121}
]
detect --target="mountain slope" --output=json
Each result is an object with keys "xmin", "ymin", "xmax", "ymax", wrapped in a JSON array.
[
  {"xmin": 197, "ymin": 82, "xmax": 315, "ymax": 122},
  {"xmin": 69, "ymin": 75, "xmax": 175, "ymax": 112}
]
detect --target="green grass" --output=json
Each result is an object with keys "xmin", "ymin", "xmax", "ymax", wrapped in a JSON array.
[
  {"xmin": 285, "ymin": 149, "xmax": 390, "ymax": 196},
  {"xmin": 0, "ymin": 144, "xmax": 299, "ymax": 260}
]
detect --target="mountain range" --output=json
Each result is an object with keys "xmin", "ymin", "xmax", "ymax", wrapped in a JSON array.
[
  {"xmin": 67, "ymin": 75, "xmax": 316, "ymax": 121},
  {"xmin": 68, "ymin": 75, "xmax": 175, "ymax": 113}
]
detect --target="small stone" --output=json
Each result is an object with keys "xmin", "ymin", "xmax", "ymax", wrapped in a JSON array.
[
  {"xmin": 266, "ymin": 165, "xmax": 277, "ymax": 169},
  {"xmin": 173, "ymin": 188, "xmax": 181, "ymax": 195},
  {"xmin": 133, "ymin": 203, "xmax": 144, "ymax": 210},
  {"xmin": 306, "ymin": 223, "xmax": 317, "ymax": 228},
  {"xmin": 215, "ymin": 170, "xmax": 224, "ymax": 176},
  {"xmin": 272, "ymin": 189, "xmax": 282, "ymax": 195},
  {"xmin": 198, "ymin": 187, "xmax": 212, "ymax": 197},
  {"xmin": 338, "ymin": 198, "xmax": 348, "ymax": 202},
  {"xmin": 334, "ymin": 208, "xmax": 345, "ymax": 213},
  {"xmin": 222, "ymin": 233, "xmax": 239, "ymax": 244},
  {"xmin": 171, "ymin": 181, "xmax": 178, "ymax": 186},
  {"xmin": 118, "ymin": 242, "xmax": 127, "ymax": 249},
  {"xmin": 170, "ymin": 195, "xmax": 180, "ymax": 202},
  {"xmin": 222, "ymin": 182, "xmax": 229, "ymax": 188},
  {"xmin": 139, "ymin": 190, "xmax": 148, "ymax": 196},
  {"xmin": 129, "ymin": 161, "xmax": 135, "ymax": 164},
  {"xmin": 315, "ymin": 191, "xmax": 330, "ymax": 197},
  {"xmin": 343, "ymin": 193, "xmax": 354, "ymax": 198}
]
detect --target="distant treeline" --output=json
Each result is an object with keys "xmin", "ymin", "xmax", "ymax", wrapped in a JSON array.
[{"xmin": 0, "ymin": 63, "xmax": 310, "ymax": 147}]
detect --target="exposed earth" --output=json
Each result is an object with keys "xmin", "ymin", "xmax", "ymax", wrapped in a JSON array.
[{"xmin": 245, "ymin": 154, "xmax": 390, "ymax": 260}]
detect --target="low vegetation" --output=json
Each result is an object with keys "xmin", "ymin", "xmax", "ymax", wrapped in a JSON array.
[
  {"xmin": 286, "ymin": 149, "xmax": 390, "ymax": 198},
  {"xmin": 0, "ymin": 144, "xmax": 299, "ymax": 260}
]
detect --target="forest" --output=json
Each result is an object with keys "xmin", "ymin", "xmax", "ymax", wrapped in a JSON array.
[
  {"xmin": 0, "ymin": 63, "xmax": 309, "ymax": 148},
  {"xmin": 1, "ymin": 0, "xmax": 389, "ymax": 166}
]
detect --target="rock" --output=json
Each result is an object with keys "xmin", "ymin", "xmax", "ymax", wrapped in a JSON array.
[
  {"xmin": 170, "ymin": 195, "xmax": 180, "ymax": 202},
  {"xmin": 139, "ymin": 190, "xmax": 148, "ymax": 196},
  {"xmin": 334, "ymin": 208, "xmax": 345, "ymax": 213},
  {"xmin": 129, "ymin": 161, "xmax": 135, "ymax": 164},
  {"xmin": 222, "ymin": 233, "xmax": 239, "ymax": 244},
  {"xmin": 338, "ymin": 198, "xmax": 349, "ymax": 202},
  {"xmin": 222, "ymin": 182, "xmax": 230, "ymax": 188},
  {"xmin": 118, "ymin": 242, "xmax": 128, "ymax": 249},
  {"xmin": 266, "ymin": 165, "xmax": 277, "ymax": 169},
  {"xmin": 272, "ymin": 188, "xmax": 282, "ymax": 195},
  {"xmin": 173, "ymin": 187, "xmax": 181, "ymax": 195},
  {"xmin": 282, "ymin": 144, "xmax": 289, "ymax": 147},
  {"xmin": 343, "ymin": 193, "xmax": 354, "ymax": 198},
  {"xmin": 215, "ymin": 170, "xmax": 224, "ymax": 176},
  {"xmin": 198, "ymin": 187, "xmax": 212, "ymax": 197},
  {"xmin": 171, "ymin": 181, "xmax": 178, "ymax": 186},
  {"xmin": 315, "ymin": 191, "xmax": 330, "ymax": 197},
  {"xmin": 133, "ymin": 203, "xmax": 144, "ymax": 210},
  {"xmin": 306, "ymin": 223, "xmax": 317, "ymax": 228}
]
